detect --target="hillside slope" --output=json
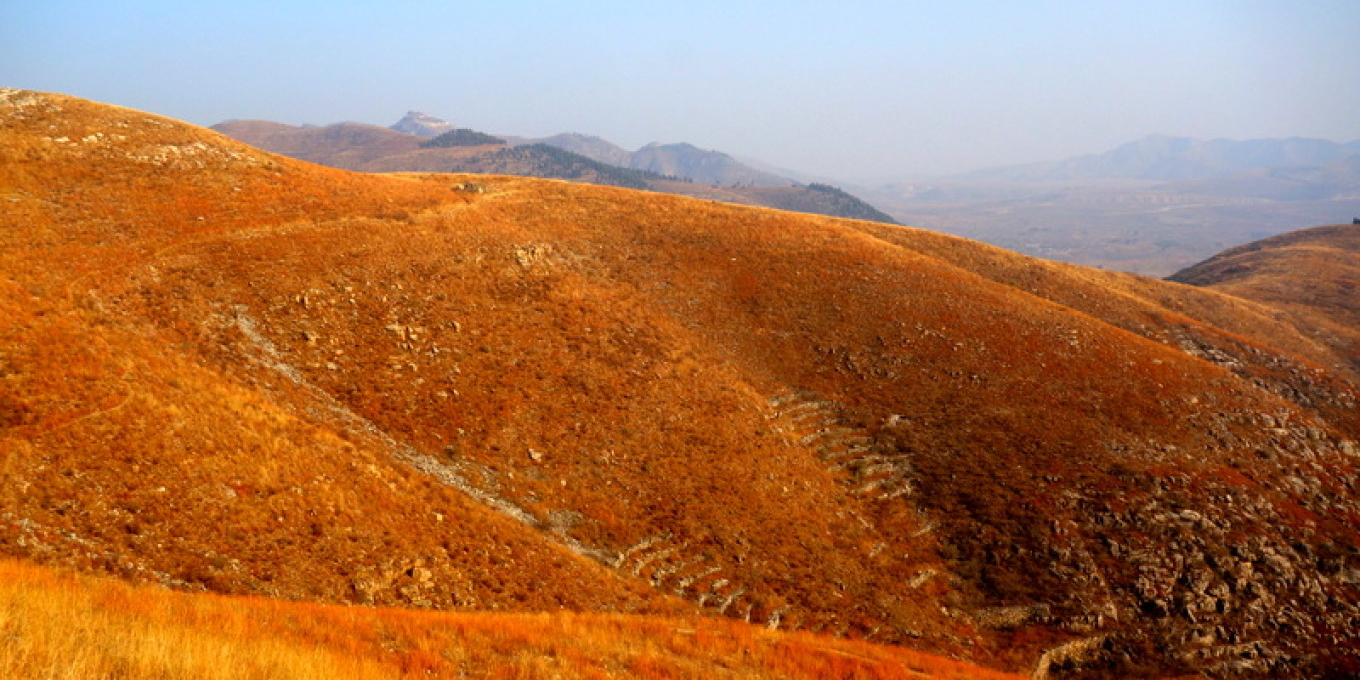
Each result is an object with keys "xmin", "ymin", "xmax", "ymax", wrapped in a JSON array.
[
  {"xmin": 1, "ymin": 89, "xmax": 667, "ymax": 617},
  {"xmin": 1169, "ymin": 223, "xmax": 1360, "ymax": 379},
  {"xmin": 4, "ymin": 89, "xmax": 1360, "ymax": 678}
]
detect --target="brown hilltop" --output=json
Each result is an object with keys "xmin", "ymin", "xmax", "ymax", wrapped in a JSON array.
[
  {"xmin": 1169, "ymin": 223, "xmax": 1360, "ymax": 380},
  {"xmin": 2, "ymin": 89, "xmax": 1359, "ymax": 679}
]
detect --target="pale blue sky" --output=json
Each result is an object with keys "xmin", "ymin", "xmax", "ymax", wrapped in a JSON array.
[{"xmin": 4, "ymin": 1, "xmax": 1359, "ymax": 181}]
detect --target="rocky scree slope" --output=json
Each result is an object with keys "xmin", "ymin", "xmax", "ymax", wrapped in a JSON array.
[{"xmin": 3, "ymin": 90, "xmax": 1359, "ymax": 679}]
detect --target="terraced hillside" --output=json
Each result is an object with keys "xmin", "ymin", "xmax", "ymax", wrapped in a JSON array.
[{"xmin": 3, "ymin": 89, "xmax": 1358, "ymax": 678}]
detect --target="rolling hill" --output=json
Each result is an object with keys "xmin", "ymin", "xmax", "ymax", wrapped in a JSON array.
[
  {"xmin": 1169, "ymin": 223, "xmax": 1360, "ymax": 380},
  {"xmin": 4, "ymin": 89, "xmax": 1360, "ymax": 678}
]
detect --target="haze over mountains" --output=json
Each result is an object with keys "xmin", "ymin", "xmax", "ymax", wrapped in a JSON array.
[
  {"xmin": 959, "ymin": 135, "xmax": 1360, "ymax": 183},
  {"xmin": 868, "ymin": 136, "xmax": 1360, "ymax": 277},
  {"xmin": 5, "ymin": 89, "xmax": 1360, "ymax": 679}
]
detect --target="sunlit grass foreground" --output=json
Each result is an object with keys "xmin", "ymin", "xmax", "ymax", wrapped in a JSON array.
[{"xmin": 0, "ymin": 558, "xmax": 1023, "ymax": 680}]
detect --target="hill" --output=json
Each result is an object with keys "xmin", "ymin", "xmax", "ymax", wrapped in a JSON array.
[
  {"xmin": 649, "ymin": 179, "xmax": 899, "ymax": 224},
  {"xmin": 453, "ymin": 143, "xmax": 659, "ymax": 189},
  {"xmin": 420, "ymin": 128, "xmax": 507, "ymax": 148},
  {"xmin": 520, "ymin": 132, "xmax": 634, "ymax": 167},
  {"xmin": 391, "ymin": 110, "xmax": 458, "ymax": 138},
  {"xmin": 629, "ymin": 142, "xmax": 794, "ymax": 187},
  {"xmin": 1169, "ymin": 223, "xmax": 1360, "ymax": 379},
  {"xmin": 4, "ymin": 89, "xmax": 1360, "ymax": 678},
  {"xmin": 498, "ymin": 133, "xmax": 795, "ymax": 188}
]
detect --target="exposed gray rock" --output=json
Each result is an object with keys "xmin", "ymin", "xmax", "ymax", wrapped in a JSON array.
[{"xmin": 389, "ymin": 111, "xmax": 456, "ymax": 138}]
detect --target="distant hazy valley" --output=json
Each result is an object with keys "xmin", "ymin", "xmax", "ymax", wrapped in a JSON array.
[{"xmin": 866, "ymin": 135, "xmax": 1360, "ymax": 276}]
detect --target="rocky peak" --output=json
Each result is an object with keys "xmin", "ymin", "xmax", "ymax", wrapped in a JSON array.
[{"xmin": 390, "ymin": 110, "xmax": 456, "ymax": 138}]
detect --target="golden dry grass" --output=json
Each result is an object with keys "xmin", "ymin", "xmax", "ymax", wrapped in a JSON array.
[
  {"xmin": 0, "ymin": 558, "xmax": 1026, "ymax": 680},
  {"xmin": 1168, "ymin": 223, "xmax": 1360, "ymax": 379}
]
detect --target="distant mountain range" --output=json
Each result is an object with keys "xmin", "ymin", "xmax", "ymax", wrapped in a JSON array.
[
  {"xmin": 868, "ymin": 135, "xmax": 1360, "ymax": 276},
  {"xmin": 212, "ymin": 111, "xmax": 1360, "ymax": 276},
  {"xmin": 507, "ymin": 134, "xmax": 793, "ymax": 187},
  {"xmin": 962, "ymin": 134, "xmax": 1360, "ymax": 184},
  {"xmin": 389, "ymin": 113, "xmax": 795, "ymax": 188},
  {"xmin": 211, "ymin": 113, "xmax": 895, "ymax": 223}
]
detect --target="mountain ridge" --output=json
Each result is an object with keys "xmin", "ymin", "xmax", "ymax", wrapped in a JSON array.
[
  {"xmin": 959, "ymin": 134, "xmax": 1360, "ymax": 183},
  {"xmin": 212, "ymin": 117, "xmax": 895, "ymax": 223},
  {"xmin": 397, "ymin": 113, "xmax": 795, "ymax": 187}
]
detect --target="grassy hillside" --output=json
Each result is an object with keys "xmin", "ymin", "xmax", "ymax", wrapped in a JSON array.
[
  {"xmin": 3, "ymin": 89, "xmax": 1359, "ymax": 678},
  {"xmin": 0, "ymin": 559, "xmax": 1028, "ymax": 680},
  {"xmin": 1169, "ymin": 223, "xmax": 1360, "ymax": 379}
]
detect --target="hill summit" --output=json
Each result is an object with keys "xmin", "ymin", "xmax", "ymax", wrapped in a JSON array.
[
  {"xmin": 4, "ymin": 89, "xmax": 1360, "ymax": 679},
  {"xmin": 390, "ymin": 110, "xmax": 457, "ymax": 137}
]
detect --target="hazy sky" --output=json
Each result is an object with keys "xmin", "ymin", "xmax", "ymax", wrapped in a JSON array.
[{"xmin": 5, "ymin": 1, "xmax": 1359, "ymax": 181}]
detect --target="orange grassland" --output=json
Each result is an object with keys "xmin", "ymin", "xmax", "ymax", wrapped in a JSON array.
[
  {"xmin": 0, "ymin": 558, "xmax": 1026, "ymax": 680},
  {"xmin": 1168, "ymin": 223, "xmax": 1360, "ymax": 381},
  {"xmin": 3, "ymin": 89, "xmax": 1357, "ymax": 677}
]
